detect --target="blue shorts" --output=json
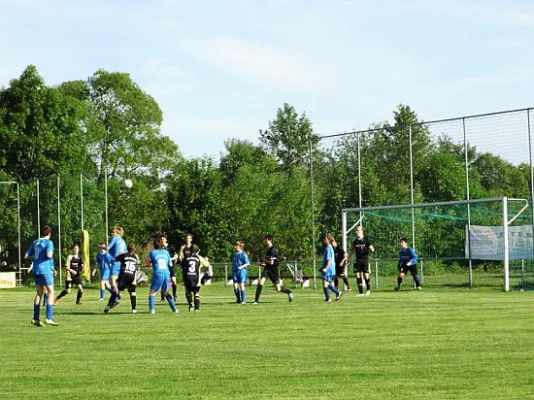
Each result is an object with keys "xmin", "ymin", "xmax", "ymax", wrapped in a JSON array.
[
  {"xmin": 232, "ymin": 268, "xmax": 248, "ymax": 284},
  {"xmin": 34, "ymin": 274, "xmax": 54, "ymax": 287},
  {"xmin": 151, "ymin": 273, "xmax": 170, "ymax": 292},
  {"xmin": 100, "ymin": 267, "xmax": 110, "ymax": 281},
  {"xmin": 322, "ymin": 272, "xmax": 334, "ymax": 283},
  {"xmin": 111, "ymin": 262, "xmax": 121, "ymax": 277}
]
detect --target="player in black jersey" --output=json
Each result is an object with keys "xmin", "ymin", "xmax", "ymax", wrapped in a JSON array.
[
  {"xmin": 181, "ymin": 244, "xmax": 204, "ymax": 312},
  {"xmin": 332, "ymin": 238, "xmax": 350, "ymax": 291},
  {"xmin": 254, "ymin": 235, "xmax": 293, "ymax": 304},
  {"xmin": 160, "ymin": 234, "xmax": 178, "ymax": 302},
  {"xmin": 55, "ymin": 244, "xmax": 84, "ymax": 305},
  {"xmin": 348, "ymin": 225, "xmax": 375, "ymax": 296},
  {"xmin": 105, "ymin": 243, "xmax": 139, "ymax": 314},
  {"xmin": 179, "ymin": 234, "xmax": 195, "ymax": 263}
]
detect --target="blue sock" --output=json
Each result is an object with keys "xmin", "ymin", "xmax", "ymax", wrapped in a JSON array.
[
  {"xmin": 328, "ymin": 284, "xmax": 340, "ymax": 296},
  {"xmin": 33, "ymin": 304, "xmax": 40, "ymax": 320},
  {"xmin": 108, "ymin": 287, "xmax": 115, "ymax": 294},
  {"xmin": 46, "ymin": 304, "xmax": 53, "ymax": 320},
  {"xmin": 240, "ymin": 289, "xmax": 246, "ymax": 303},
  {"xmin": 165, "ymin": 293, "xmax": 177, "ymax": 312},
  {"xmin": 234, "ymin": 288, "xmax": 241, "ymax": 302},
  {"xmin": 100, "ymin": 289, "xmax": 105, "ymax": 299},
  {"xmin": 42, "ymin": 293, "xmax": 48, "ymax": 307},
  {"xmin": 149, "ymin": 295, "xmax": 155, "ymax": 311},
  {"xmin": 323, "ymin": 287, "xmax": 330, "ymax": 300}
]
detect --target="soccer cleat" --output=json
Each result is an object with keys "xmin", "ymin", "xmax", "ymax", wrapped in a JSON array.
[
  {"xmin": 365, "ymin": 290, "xmax": 371, "ymax": 296},
  {"xmin": 324, "ymin": 299, "xmax": 332, "ymax": 302},
  {"xmin": 31, "ymin": 319, "xmax": 43, "ymax": 327},
  {"xmin": 110, "ymin": 300, "xmax": 119, "ymax": 309},
  {"xmin": 356, "ymin": 293, "xmax": 364, "ymax": 297},
  {"xmin": 394, "ymin": 286, "xmax": 400, "ymax": 291},
  {"xmin": 288, "ymin": 292, "xmax": 293, "ymax": 303},
  {"xmin": 99, "ymin": 298, "xmax": 104, "ymax": 301},
  {"xmin": 150, "ymin": 309, "xmax": 155, "ymax": 314},
  {"xmin": 104, "ymin": 306, "xmax": 110, "ymax": 313},
  {"xmin": 54, "ymin": 298, "xmax": 60, "ymax": 305},
  {"xmin": 336, "ymin": 292, "xmax": 343, "ymax": 301},
  {"xmin": 173, "ymin": 309, "xmax": 179, "ymax": 314},
  {"xmin": 345, "ymin": 287, "xmax": 351, "ymax": 291},
  {"xmin": 76, "ymin": 301, "xmax": 83, "ymax": 305},
  {"xmin": 194, "ymin": 309, "xmax": 199, "ymax": 313},
  {"xmin": 253, "ymin": 302, "xmax": 259, "ymax": 305},
  {"xmin": 416, "ymin": 286, "xmax": 422, "ymax": 290},
  {"xmin": 132, "ymin": 309, "xmax": 137, "ymax": 314},
  {"xmin": 45, "ymin": 319, "xmax": 58, "ymax": 326},
  {"xmin": 189, "ymin": 305, "xmax": 193, "ymax": 312}
]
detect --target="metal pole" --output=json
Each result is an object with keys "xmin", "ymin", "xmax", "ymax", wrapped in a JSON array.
[
  {"xmin": 57, "ymin": 175, "xmax": 62, "ymax": 287},
  {"xmin": 357, "ymin": 132, "xmax": 362, "ymax": 223},
  {"xmin": 375, "ymin": 260, "xmax": 378, "ymax": 289},
  {"xmin": 527, "ymin": 109, "xmax": 534, "ymax": 265},
  {"xmin": 409, "ymin": 125, "xmax": 415, "ymax": 249},
  {"xmin": 463, "ymin": 118, "xmax": 473, "ymax": 289},
  {"xmin": 36, "ymin": 179, "xmax": 40, "ymax": 236},
  {"xmin": 105, "ymin": 169, "xmax": 109, "ymax": 243},
  {"xmin": 80, "ymin": 173, "xmax": 84, "ymax": 231},
  {"xmin": 17, "ymin": 183, "xmax": 21, "ymax": 279},
  {"xmin": 503, "ymin": 197, "xmax": 510, "ymax": 292},
  {"xmin": 309, "ymin": 139, "xmax": 317, "ymax": 289},
  {"xmin": 342, "ymin": 211, "xmax": 347, "ymax": 260}
]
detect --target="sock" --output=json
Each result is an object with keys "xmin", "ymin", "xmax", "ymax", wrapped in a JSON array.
[
  {"xmin": 100, "ymin": 289, "xmax": 105, "ymax": 299},
  {"xmin": 357, "ymin": 277, "xmax": 364, "ymax": 294},
  {"xmin": 334, "ymin": 276, "xmax": 339, "ymax": 289},
  {"xmin": 160, "ymin": 290, "xmax": 165, "ymax": 301},
  {"xmin": 46, "ymin": 304, "xmax": 53, "ymax": 320},
  {"xmin": 413, "ymin": 274, "xmax": 420, "ymax": 287},
  {"xmin": 323, "ymin": 287, "xmax": 330, "ymax": 301},
  {"xmin": 57, "ymin": 290, "xmax": 68, "ymax": 299},
  {"xmin": 149, "ymin": 294, "xmax": 155, "ymax": 311},
  {"xmin": 343, "ymin": 276, "xmax": 350, "ymax": 288},
  {"xmin": 194, "ymin": 296, "xmax": 200, "ymax": 310},
  {"xmin": 234, "ymin": 288, "xmax": 241, "ymax": 302},
  {"xmin": 172, "ymin": 284, "xmax": 177, "ymax": 299},
  {"xmin": 240, "ymin": 289, "xmax": 246, "ymax": 303},
  {"xmin": 42, "ymin": 293, "xmax": 48, "ymax": 307},
  {"xmin": 166, "ymin": 293, "xmax": 177, "ymax": 312},
  {"xmin": 255, "ymin": 285, "xmax": 263, "ymax": 302},
  {"xmin": 76, "ymin": 291, "xmax": 83, "ymax": 303},
  {"xmin": 365, "ymin": 279, "xmax": 371, "ymax": 291},
  {"xmin": 185, "ymin": 291, "xmax": 193, "ymax": 306},
  {"xmin": 33, "ymin": 304, "xmax": 40, "ymax": 320},
  {"xmin": 397, "ymin": 277, "xmax": 403, "ymax": 286},
  {"xmin": 107, "ymin": 287, "xmax": 115, "ymax": 294},
  {"xmin": 328, "ymin": 283, "xmax": 340, "ymax": 296},
  {"xmin": 280, "ymin": 286, "xmax": 291, "ymax": 294},
  {"xmin": 130, "ymin": 294, "xmax": 137, "ymax": 310}
]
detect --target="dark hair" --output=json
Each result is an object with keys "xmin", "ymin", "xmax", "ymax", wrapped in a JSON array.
[
  {"xmin": 153, "ymin": 238, "xmax": 162, "ymax": 249},
  {"xmin": 191, "ymin": 244, "xmax": 200, "ymax": 253},
  {"xmin": 263, "ymin": 234, "xmax": 275, "ymax": 242},
  {"xmin": 400, "ymin": 238, "xmax": 408, "ymax": 243},
  {"xmin": 127, "ymin": 243, "xmax": 136, "ymax": 253},
  {"xmin": 72, "ymin": 244, "xmax": 79, "ymax": 249},
  {"xmin": 160, "ymin": 233, "xmax": 167, "ymax": 240},
  {"xmin": 99, "ymin": 241, "xmax": 107, "ymax": 250},
  {"xmin": 41, "ymin": 225, "xmax": 52, "ymax": 237}
]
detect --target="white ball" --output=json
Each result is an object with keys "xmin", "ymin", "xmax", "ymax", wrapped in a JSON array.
[{"xmin": 124, "ymin": 179, "xmax": 133, "ymax": 189}]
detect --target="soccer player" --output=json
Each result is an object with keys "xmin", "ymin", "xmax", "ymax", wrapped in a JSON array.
[
  {"xmin": 395, "ymin": 238, "xmax": 422, "ymax": 291},
  {"xmin": 348, "ymin": 225, "xmax": 375, "ymax": 297},
  {"xmin": 179, "ymin": 233, "xmax": 195, "ymax": 263},
  {"xmin": 200, "ymin": 256, "xmax": 213, "ymax": 285},
  {"xmin": 180, "ymin": 244, "xmax": 204, "ymax": 312},
  {"xmin": 25, "ymin": 225, "xmax": 58, "ymax": 326},
  {"xmin": 321, "ymin": 234, "xmax": 342, "ymax": 302},
  {"xmin": 148, "ymin": 238, "xmax": 178, "ymax": 314},
  {"xmin": 253, "ymin": 235, "xmax": 293, "ymax": 304},
  {"xmin": 160, "ymin": 234, "xmax": 178, "ymax": 302},
  {"xmin": 232, "ymin": 241, "xmax": 249, "ymax": 304},
  {"xmin": 54, "ymin": 244, "xmax": 84, "ymax": 305},
  {"xmin": 105, "ymin": 243, "xmax": 139, "ymax": 314},
  {"xmin": 95, "ymin": 242, "xmax": 114, "ymax": 300},
  {"xmin": 332, "ymin": 238, "xmax": 350, "ymax": 291},
  {"xmin": 108, "ymin": 225, "xmax": 127, "ymax": 295}
]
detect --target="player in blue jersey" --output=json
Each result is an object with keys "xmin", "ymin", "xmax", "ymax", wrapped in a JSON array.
[
  {"xmin": 321, "ymin": 234, "xmax": 342, "ymax": 302},
  {"xmin": 148, "ymin": 238, "xmax": 178, "ymax": 314},
  {"xmin": 24, "ymin": 225, "xmax": 58, "ymax": 326},
  {"xmin": 232, "ymin": 241, "xmax": 249, "ymax": 304},
  {"xmin": 94, "ymin": 242, "xmax": 114, "ymax": 300},
  {"xmin": 395, "ymin": 238, "xmax": 422, "ymax": 291},
  {"xmin": 108, "ymin": 226, "xmax": 126, "ymax": 296}
]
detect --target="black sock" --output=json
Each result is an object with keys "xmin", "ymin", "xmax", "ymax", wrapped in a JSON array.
[
  {"xmin": 194, "ymin": 296, "xmax": 200, "ymax": 310},
  {"xmin": 160, "ymin": 290, "xmax": 165, "ymax": 301},
  {"xmin": 357, "ymin": 277, "xmax": 364, "ymax": 294},
  {"xmin": 255, "ymin": 285, "xmax": 263, "ymax": 302},
  {"xmin": 280, "ymin": 287, "xmax": 291, "ymax": 295},
  {"xmin": 130, "ymin": 294, "xmax": 137, "ymax": 310},
  {"xmin": 108, "ymin": 293, "xmax": 117, "ymax": 307},
  {"xmin": 76, "ymin": 291, "xmax": 82, "ymax": 303},
  {"xmin": 397, "ymin": 277, "xmax": 403, "ymax": 286},
  {"xmin": 185, "ymin": 291, "xmax": 193, "ymax": 306},
  {"xmin": 57, "ymin": 290, "xmax": 68, "ymax": 299},
  {"xmin": 334, "ymin": 276, "xmax": 339, "ymax": 289},
  {"xmin": 343, "ymin": 276, "xmax": 350, "ymax": 287},
  {"xmin": 172, "ymin": 284, "xmax": 177, "ymax": 299},
  {"xmin": 365, "ymin": 279, "xmax": 371, "ymax": 291}
]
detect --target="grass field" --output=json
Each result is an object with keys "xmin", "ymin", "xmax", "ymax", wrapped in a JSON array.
[{"xmin": 1, "ymin": 284, "xmax": 533, "ymax": 399}]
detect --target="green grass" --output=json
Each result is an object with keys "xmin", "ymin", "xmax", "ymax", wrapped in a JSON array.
[{"xmin": 1, "ymin": 285, "xmax": 533, "ymax": 399}]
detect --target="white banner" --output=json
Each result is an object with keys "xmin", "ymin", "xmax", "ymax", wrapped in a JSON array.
[
  {"xmin": 466, "ymin": 225, "xmax": 534, "ymax": 260},
  {"xmin": 0, "ymin": 272, "xmax": 16, "ymax": 288}
]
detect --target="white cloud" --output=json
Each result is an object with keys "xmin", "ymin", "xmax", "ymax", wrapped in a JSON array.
[{"xmin": 175, "ymin": 35, "xmax": 331, "ymax": 91}]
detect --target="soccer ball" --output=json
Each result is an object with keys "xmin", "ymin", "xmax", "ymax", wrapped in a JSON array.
[{"xmin": 124, "ymin": 179, "xmax": 133, "ymax": 189}]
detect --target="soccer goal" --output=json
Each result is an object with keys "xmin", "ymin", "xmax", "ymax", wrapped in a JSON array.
[{"xmin": 342, "ymin": 197, "xmax": 534, "ymax": 292}]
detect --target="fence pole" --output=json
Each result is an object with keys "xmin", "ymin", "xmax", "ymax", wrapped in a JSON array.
[
  {"xmin": 503, "ymin": 197, "xmax": 510, "ymax": 292},
  {"xmin": 357, "ymin": 132, "xmax": 362, "ymax": 223},
  {"xmin": 463, "ymin": 117, "xmax": 473, "ymax": 289},
  {"xmin": 375, "ymin": 260, "xmax": 378, "ymax": 289},
  {"xmin": 57, "ymin": 175, "xmax": 62, "ymax": 287},
  {"xmin": 527, "ymin": 109, "xmax": 534, "ymax": 267},
  {"xmin": 36, "ymin": 179, "xmax": 40, "ymax": 236},
  {"xmin": 105, "ymin": 169, "xmax": 109, "ymax": 244},
  {"xmin": 409, "ymin": 126, "xmax": 415, "ymax": 249},
  {"xmin": 80, "ymin": 173, "xmax": 84, "ymax": 231},
  {"xmin": 309, "ymin": 139, "xmax": 317, "ymax": 289},
  {"xmin": 17, "ymin": 183, "xmax": 21, "ymax": 281}
]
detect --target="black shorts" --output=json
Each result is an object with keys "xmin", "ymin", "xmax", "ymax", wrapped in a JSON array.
[
  {"xmin": 353, "ymin": 261, "xmax": 370, "ymax": 274},
  {"xmin": 398, "ymin": 263, "xmax": 418, "ymax": 275},
  {"xmin": 261, "ymin": 266, "xmax": 280, "ymax": 285},
  {"xmin": 184, "ymin": 278, "xmax": 200, "ymax": 293},
  {"xmin": 335, "ymin": 264, "xmax": 347, "ymax": 276},
  {"xmin": 169, "ymin": 266, "xmax": 176, "ymax": 278},
  {"xmin": 117, "ymin": 277, "xmax": 136, "ymax": 293},
  {"xmin": 66, "ymin": 276, "xmax": 82, "ymax": 289}
]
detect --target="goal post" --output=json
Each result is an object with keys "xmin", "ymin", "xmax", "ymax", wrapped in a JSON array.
[{"xmin": 342, "ymin": 197, "xmax": 533, "ymax": 292}]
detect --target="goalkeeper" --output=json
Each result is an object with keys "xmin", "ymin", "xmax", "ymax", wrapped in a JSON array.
[{"xmin": 395, "ymin": 238, "xmax": 421, "ymax": 291}]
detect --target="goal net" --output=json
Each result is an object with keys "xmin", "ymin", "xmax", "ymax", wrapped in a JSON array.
[{"xmin": 342, "ymin": 197, "xmax": 534, "ymax": 291}]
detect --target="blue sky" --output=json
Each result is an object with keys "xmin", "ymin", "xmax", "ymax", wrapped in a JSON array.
[{"xmin": 2, "ymin": 0, "xmax": 534, "ymax": 159}]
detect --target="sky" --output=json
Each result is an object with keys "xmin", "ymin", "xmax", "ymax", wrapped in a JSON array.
[{"xmin": 2, "ymin": 0, "xmax": 534, "ymax": 160}]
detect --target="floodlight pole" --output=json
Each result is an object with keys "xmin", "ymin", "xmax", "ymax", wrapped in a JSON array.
[
  {"xmin": 463, "ymin": 118, "xmax": 473, "ymax": 289},
  {"xmin": 309, "ymin": 139, "xmax": 317, "ymax": 289},
  {"xmin": 36, "ymin": 179, "xmax": 40, "ymax": 236},
  {"xmin": 357, "ymin": 132, "xmax": 362, "ymax": 223},
  {"xmin": 105, "ymin": 168, "xmax": 109, "ymax": 244},
  {"xmin": 80, "ymin": 173, "xmax": 84, "ymax": 231},
  {"xmin": 503, "ymin": 197, "xmax": 510, "ymax": 292},
  {"xmin": 409, "ymin": 126, "xmax": 415, "ymax": 249},
  {"xmin": 57, "ymin": 174, "xmax": 62, "ymax": 286},
  {"xmin": 527, "ymin": 109, "xmax": 534, "ymax": 264}
]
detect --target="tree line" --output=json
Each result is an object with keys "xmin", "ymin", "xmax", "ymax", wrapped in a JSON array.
[{"xmin": 0, "ymin": 65, "xmax": 530, "ymax": 266}]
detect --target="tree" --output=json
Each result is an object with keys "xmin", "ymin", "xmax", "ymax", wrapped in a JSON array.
[{"xmin": 259, "ymin": 103, "xmax": 319, "ymax": 174}]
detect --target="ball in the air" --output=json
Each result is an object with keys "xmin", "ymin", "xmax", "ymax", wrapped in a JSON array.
[{"xmin": 124, "ymin": 179, "xmax": 133, "ymax": 189}]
